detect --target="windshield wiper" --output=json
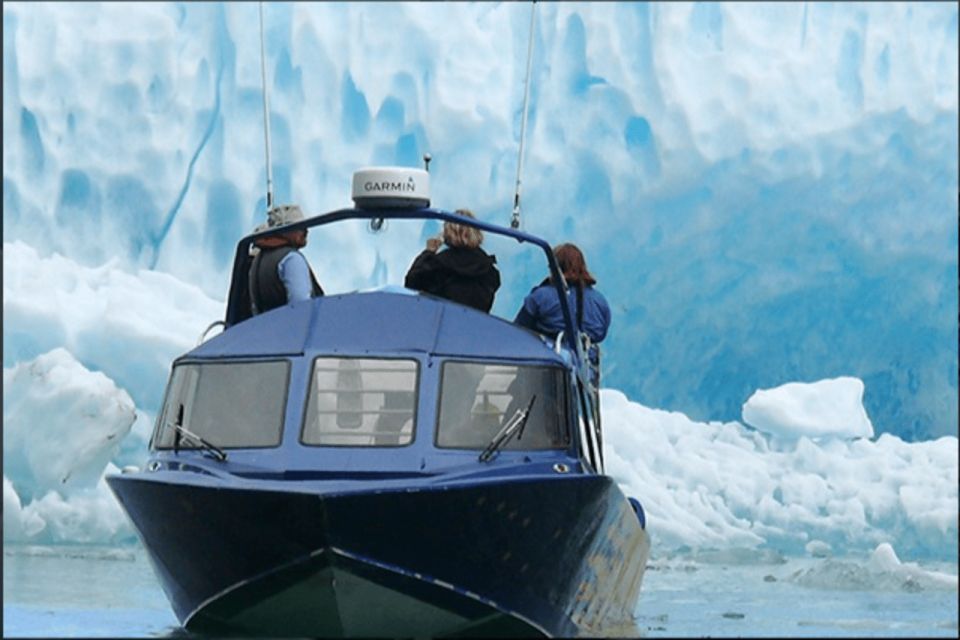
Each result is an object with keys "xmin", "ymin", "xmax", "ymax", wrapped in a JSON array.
[
  {"xmin": 479, "ymin": 395, "xmax": 537, "ymax": 463},
  {"xmin": 167, "ymin": 405, "xmax": 227, "ymax": 462}
]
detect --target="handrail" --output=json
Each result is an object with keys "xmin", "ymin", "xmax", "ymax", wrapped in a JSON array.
[{"xmin": 196, "ymin": 320, "xmax": 226, "ymax": 346}]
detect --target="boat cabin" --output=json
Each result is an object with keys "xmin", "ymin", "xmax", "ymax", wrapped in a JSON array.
[{"xmin": 147, "ymin": 167, "xmax": 606, "ymax": 481}]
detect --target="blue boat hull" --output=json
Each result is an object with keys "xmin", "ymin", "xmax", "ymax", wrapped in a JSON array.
[{"xmin": 108, "ymin": 472, "xmax": 649, "ymax": 637}]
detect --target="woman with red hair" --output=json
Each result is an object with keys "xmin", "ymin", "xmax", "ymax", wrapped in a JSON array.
[{"xmin": 514, "ymin": 243, "xmax": 610, "ymax": 384}]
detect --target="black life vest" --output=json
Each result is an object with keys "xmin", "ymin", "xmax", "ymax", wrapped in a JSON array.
[{"xmin": 248, "ymin": 246, "xmax": 323, "ymax": 315}]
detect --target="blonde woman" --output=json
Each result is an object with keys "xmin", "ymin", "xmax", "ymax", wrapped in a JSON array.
[{"xmin": 404, "ymin": 209, "xmax": 501, "ymax": 312}]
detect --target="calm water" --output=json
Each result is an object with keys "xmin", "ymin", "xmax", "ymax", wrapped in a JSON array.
[{"xmin": 3, "ymin": 544, "xmax": 957, "ymax": 638}]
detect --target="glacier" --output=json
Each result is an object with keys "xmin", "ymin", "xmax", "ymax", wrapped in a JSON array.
[
  {"xmin": 2, "ymin": 2, "xmax": 958, "ymax": 563},
  {"xmin": 3, "ymin": 1, "xmax": 957, "ymax": 441}
]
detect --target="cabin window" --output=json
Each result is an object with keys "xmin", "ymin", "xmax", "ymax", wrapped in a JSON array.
[
  {"xmin": 302, "ymin": 357, "xmax": 418, "ymax": 447},
  {"xmin": 436, "ymin": 362, "xmax": 570, "ymax": 450},
  {"xmin": 152, "ymin": 360, "xmax": 289, "ymax": 450}
]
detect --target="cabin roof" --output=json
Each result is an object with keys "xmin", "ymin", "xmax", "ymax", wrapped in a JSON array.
[{"xmin": 187, "ymin": 289, "xmax": 566, "ymax": 364}]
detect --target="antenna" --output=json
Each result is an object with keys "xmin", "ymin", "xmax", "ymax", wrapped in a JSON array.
[
  {"xmin": 511, "ymin": 1, "xmax": 537, "ymax": 229},
  {"xmin": 258, "ymin": 1, "xmax": 274, "ymax": 211}
]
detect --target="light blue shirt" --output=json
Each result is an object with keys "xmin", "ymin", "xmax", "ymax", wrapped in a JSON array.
[{"xmin": 277, "ymin": 251, "xmax": 313, "ymax": 303}]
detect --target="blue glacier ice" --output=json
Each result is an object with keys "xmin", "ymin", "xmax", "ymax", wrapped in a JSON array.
[{"xmin": 2, "ymin": 2, "xmax": 958, "ymax": 562}]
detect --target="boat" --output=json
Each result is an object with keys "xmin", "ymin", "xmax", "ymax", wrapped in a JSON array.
[{"xmin": 106, "ymin": 166, "xmax": 651, "ymax": 637}]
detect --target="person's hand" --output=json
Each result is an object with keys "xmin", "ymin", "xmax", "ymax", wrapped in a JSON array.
[{"xmin": 426, "ymin": 237, "xmax": 442, "ymax": 252}]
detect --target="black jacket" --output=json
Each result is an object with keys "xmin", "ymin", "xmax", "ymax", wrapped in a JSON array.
[{"xmin": 404, "ymin": 246, "xmax": 501, "ymax": 312}]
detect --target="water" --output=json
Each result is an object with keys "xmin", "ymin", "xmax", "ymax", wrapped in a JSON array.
[
  {"xmin": 637, "ymin": 555, "xmax": 958, "ymax": 638},
  {"xmin": 3, "ymin": 545, "xmax": 179, "ymax": 638},
  {"xmin": 3, "ymin": 544, "xmax": 957, "ymax": 638}
]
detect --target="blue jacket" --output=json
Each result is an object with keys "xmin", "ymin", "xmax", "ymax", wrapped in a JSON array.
[{"xmin": 514, "ymin": 282, "xmax": 611, "ymax": 344}]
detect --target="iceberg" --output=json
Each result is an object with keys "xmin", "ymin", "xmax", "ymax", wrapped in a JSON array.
[
  {"xmin": 742, "ymin": 377, "xmax": 874, "ymax": 440},
  {"xmin": 788, "ymin": 542, "xmax": 959, "ymax": 592},
  {"xmin": 601, "ymin": 388, "xmax": 957, "ymax": 560},
  {"xmin": 867, "ymin": 542, "xmax": 958, "ymax": 591},
  {"xmin": 3, "ymin": 348, "xmax": 136, "ymax": 500},
  {"xmin": 4, "ymin": 476, "xmax": 44, "ymax": 541},
  {"xmin": 3, "ymin": 348, "xmax": 139, "ymax": 544}
]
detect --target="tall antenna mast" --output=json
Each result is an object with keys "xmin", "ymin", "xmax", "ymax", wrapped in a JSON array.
[
  {"xmin": 511, "ymin": 1, "xmax": 537, "ymax": 229},
  {"xmin": 258, "ymin": 1, "xmax": 274, "ymax": 211}
]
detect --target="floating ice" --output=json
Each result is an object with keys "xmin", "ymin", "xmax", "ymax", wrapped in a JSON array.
[
  {"xmin": 3, "ymin": 348, "xmax": 136, "ymax": 500},
  {"xmin": 741, "ymin": 377, "xmax": 874, "ymax": 440},
  {"xmin": 13, "ymin": 464, "xmax": 136, "ymax": 546},
  {"xmin": 602, "ymin": 389, "xmax": 958, "ymax": 561},
  {"xmin": 4, "ymin": 476, "xmax": 45, "ymax": 541},
  {"xmin": 788, "ymin": 542, "xmax": 958, "ymax": 592},
  {"xmin": 3, "ymin": 349, "xmax": 138, "ymax": 544},
  {"xmin": 805, "ymin": 540, "xmax": 833, "ymax": 558},
  {"xmin": 867, "ymin": 542, "xmax": 958, "ymax": 591}
]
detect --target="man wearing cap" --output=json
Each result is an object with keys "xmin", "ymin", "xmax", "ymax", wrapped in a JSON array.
[{"xmin": 248, "ymin": 204, "xmax": 324, "ymax": 315}]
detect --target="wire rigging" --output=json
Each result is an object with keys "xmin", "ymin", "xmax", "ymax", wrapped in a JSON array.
[
  {"xmin": 258, "ymin": 1, "xmax": 274, "ymax": 211},
  {"xmin": 511, "ymin": 1, "xmax": 538, "ymax": 229}
]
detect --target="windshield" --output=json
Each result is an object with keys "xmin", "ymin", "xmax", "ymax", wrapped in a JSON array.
[
  {"xmin": 152, "ymin": 360, "xmax": 289, "ymax": 450},
  {"xmin": 436, "ymin": 361, "xmax": 569, "ymax": 451},
  {"xmin": 302, "ymin": 357, "xmax": 418, "ymax": 447}
]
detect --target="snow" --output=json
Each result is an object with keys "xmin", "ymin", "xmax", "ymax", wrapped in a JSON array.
[{"xmin": 1, "ymin": 2, "xmax": 957, "ymax": 568}]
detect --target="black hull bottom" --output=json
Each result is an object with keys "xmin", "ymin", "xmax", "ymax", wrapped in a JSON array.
[{"xmin": 189, "ymin": 548, "xmax": 540, "ymax": 638}]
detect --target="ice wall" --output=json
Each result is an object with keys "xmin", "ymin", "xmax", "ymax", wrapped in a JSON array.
[{"xmin": 2, "ymin": 2, "xmax": 957, "ymax": 442}]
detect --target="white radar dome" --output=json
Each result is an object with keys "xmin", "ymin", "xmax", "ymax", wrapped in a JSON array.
[{"xmin": 351, "ymin": 167, "xmax": 430, "ymax": 209}]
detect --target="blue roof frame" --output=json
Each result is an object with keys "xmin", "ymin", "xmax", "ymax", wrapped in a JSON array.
[{"xmin": 224, "ymin": 207, "xmax": 581, "ymax": 356}]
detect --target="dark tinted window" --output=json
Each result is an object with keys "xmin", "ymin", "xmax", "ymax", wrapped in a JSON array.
[
  {"xmin": 153, "ymin": 360, "xmax": 288, "ymax": 449},
  {"xmin": 437, "ymin": 362, "xmax": 569, "ymax": 450}
]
